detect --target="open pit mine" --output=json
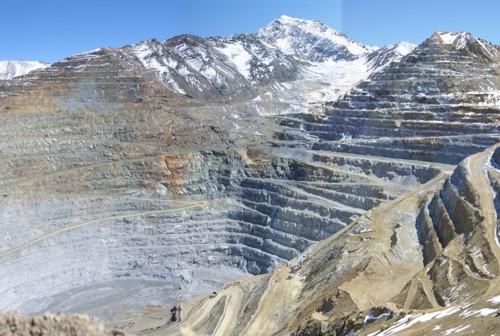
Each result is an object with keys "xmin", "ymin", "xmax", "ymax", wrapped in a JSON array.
[{"xmin": 0, "ymin": 16, "xmax": 500, "ymax": 336}]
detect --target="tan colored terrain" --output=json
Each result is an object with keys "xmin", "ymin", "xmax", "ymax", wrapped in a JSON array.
[
  {"xmin": 0, "ymin": 313, "xmax": 115, "ymax": 336},
  {"xmin": 0, "ymin": 26, "xmax": 500, "ymax": 336},
  {"xmin": 138, "ymin": 144, "xmax": 500, "ymax": 335}
]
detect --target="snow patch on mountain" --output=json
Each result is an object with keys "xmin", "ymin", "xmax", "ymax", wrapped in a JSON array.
[
  {"xmin": 290, "ymin": 41, "xmax": 416, "ymax": 103},
  {"xmin": 8, "ymin": 15, "xmax": 420, "ymax": 110},
  {"xmin": 304, "ymin": 57, "xmax": 371, "ymax": 101},
  {"xmin": 118, "ymin": 16, "xmax": 415, "ymax": 104},
  {"xmin": 133, "ymin": 41, "xmax": 172, "ymax": 74},
  {"xmin": 437, "ymin": 32, "xmax": 470, "ymax": 49},
  {"xmin": 0, "ymin": 61, "xmax": 48, "ymax": 80},
  {"xmin": 365, "ymin": 41, "xmax": 416, "ymax": 73},
  {"xmin": 215, "ymin": 42, "xmax": 252, "ymax": 79},
  {"xmin": 393, "ymin": 41, "xmax": 417, "ymax": 56},
  {"xmin": 258, "ymin": 15, "xmax": 377, "ymax": 62},
  {"xmin": 129, "ymin": 40, "xmax": 188, "ymax": 94},
  {"xmin": 431, "ymin": 32, "xmax": 500, "ymax": 61}
]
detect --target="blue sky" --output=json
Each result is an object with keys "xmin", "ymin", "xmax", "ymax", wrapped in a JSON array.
[{"xmin": 2, "ymin": 0, "xmax": 499, "ymax": 62}]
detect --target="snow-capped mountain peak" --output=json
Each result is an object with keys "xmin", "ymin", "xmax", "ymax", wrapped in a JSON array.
[
  {"xmin": 258, "ymin": 15, "xmax": 378, "ymax": 62},
  {"xmin": 431, "ymin": 32, "xmax": 500, "ymax": 60},
  {"xmin": 365, "ymin": 41, "xmax": 416, "ymax": 72},
  {"xmin": 74, "ymin": 16, "xmax": 412, "ymax": 105},
  {"xmin": 0, "ymin": 60, "xmax": 48, "ymax": 80},
  {"xmin": 434, "ymin": 32, "xmax": 472, "ymax": 49},
  {"xmin": 0, "ymin": 15, "xmax": 422, "ymax": 113},
  {"xmin": 392, "ymin": 41, "xmax": 417, "ymax": 56}
]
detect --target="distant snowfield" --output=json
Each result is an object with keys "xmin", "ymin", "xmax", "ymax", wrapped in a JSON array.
[
  {"xmin": 250, "ymin": 40, "xmax": 416, "ymax": 108},
  {"xmin": 215, "ymin": 42, "xmax": 253, "ymax": 79},
  {"xmin": 258, "ymin": 15, "xmax": 378, "ymax": 60},
  {"xmin": 306, "ymin": 57, "xmax": 371, "ymax": 101},
  {"xmin": 0, "ymin": 60, "xmax": 48, "ymax": 80}
]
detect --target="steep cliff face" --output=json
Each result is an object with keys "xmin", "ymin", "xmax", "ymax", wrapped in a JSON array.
[
  {"xmin": 279, "ymin": 31, "xmax": 500, "ymax": 164},
  {"xmin": 0, "ymin": 142, "xmax": 442, "ymax": 319},
  {"xmin": 0, "ymin": 21, "xmax": 499, "ymax": 334},
  {"xmin": 164, "ymin": 144, "xmax": 499, "ymax": 336}
]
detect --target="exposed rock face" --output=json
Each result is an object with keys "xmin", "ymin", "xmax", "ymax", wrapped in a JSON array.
[
  {"xmin": 0, "ymin": 16, "xmax": 410, "ymax": 115},
  {"xmin": 257, "ymin": 15, "xmax": 377, "ymax": 62},
  {"xmin": 278, "ymin": 31, "xmax": 500, "ymax": 164},
  {"xmin": 167, "ymin": 144, "xmax": 499, "ymax": 336},
  {"xmin": 130, "ymin": 35, "xmax": 257, "ymax": 100},
  {"xmin": 0, "ymin": 312, "xmax": 115, "ymax": 336},
  {"xmin": 209, "ymin": 33, "xmax": 300, "ymax": 84},
  {"xmin": 0, "ymin": 141, "xmax": 441, "ymax": 318},
  {"xmin": 0, "ymin": 17, "xmax": 499, "ymax": 336}
]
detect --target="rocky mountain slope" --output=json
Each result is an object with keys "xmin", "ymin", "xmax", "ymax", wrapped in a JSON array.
[
  {"xmin": 278, "ymin": 31, "xmax": 500, "ymax": 164},
  {"xmin": 164, "ymin": 144, "xmax": 499, "ymax": 336},
  {"xmin": 0, "ymin": 16, "xmax": 499, "ymax": 336},
  {"xmin": 0, "ymin": 60, "xmax": 48, "ymax": 80},
  {"xmin": 256, "ymin": 15, "xmax": 377, "ymax": 62},
  {"xmin": 114, "ymin": 31, "xmax": 500, "ymax": 335},
  {"xmin": 0, "ymin": 16, "xmax": 412, "ymax": 116}
]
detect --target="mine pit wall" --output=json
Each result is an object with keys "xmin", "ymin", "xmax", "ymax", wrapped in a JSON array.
[
  {"xmin": 0, "ymin": 146, "xmax": 444, "ymax": 315},
  {"xmin": 493, "ymin": 148, "xmax": 500, "ymax": 244},
  {"xmin": 276, "ymin": 35, "xmax": 500, "ymax": 167},
  {"xmin": 136, "ymin": 148, "xmax": 444, "ymax": 276}
]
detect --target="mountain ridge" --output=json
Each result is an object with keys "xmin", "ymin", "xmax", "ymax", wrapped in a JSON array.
[
  {"xmin": 0, "ymin": 60, "xmax": 48, "ymax": 80},
  {"xmin": 0, "ymin": 16, "xmax": 414, "ymax": 110},
  {"xmin": 161, "ymin": 144, "xmax": 500, "ymax": 336},
  {"xmin": 0, "ymin": 15, "xmax": 499, "ymax": 336}
]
